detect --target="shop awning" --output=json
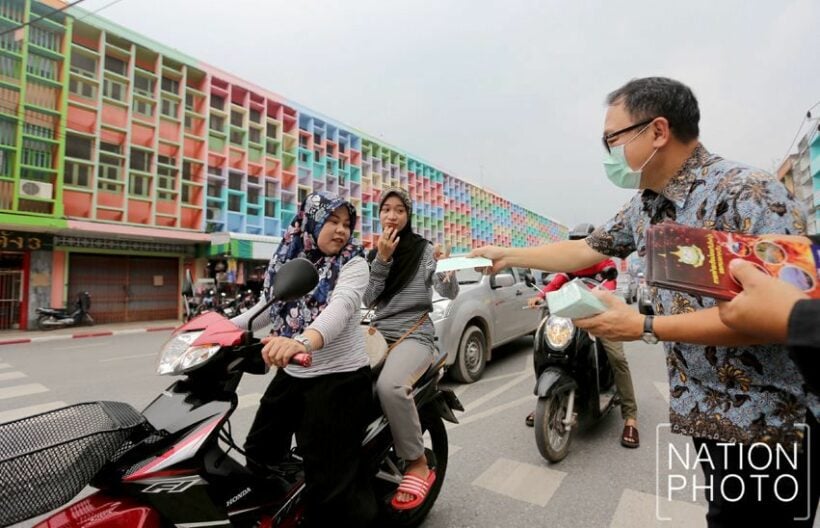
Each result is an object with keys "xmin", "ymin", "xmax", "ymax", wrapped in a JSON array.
[{"xmin": 205, "ymin": 232, "xmax": 282, "ymax": 260}]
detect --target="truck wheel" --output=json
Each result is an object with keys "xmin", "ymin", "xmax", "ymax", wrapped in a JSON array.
[{"xmin": 450, "ymin": 325, "xmax": 487, "ymax": 383}]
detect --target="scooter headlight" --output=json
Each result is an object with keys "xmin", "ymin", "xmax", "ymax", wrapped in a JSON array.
[
  {"xmin": 157, "ymin": 331, "xmax": 220, "ymax": 375},
  {"xmin": 545, "ymin": 315, "xmax": 574, "ymax": 351}
]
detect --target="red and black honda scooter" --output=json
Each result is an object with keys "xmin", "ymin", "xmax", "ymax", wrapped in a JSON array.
[{"xmin": 0, "ymin": 258, "xmax": 462, "ymax": 528}]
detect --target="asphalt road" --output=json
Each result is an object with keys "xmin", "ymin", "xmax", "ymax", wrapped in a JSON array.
[{"xmin": 0, "ymin": 330, "xmax": 764, "ymax": 528}]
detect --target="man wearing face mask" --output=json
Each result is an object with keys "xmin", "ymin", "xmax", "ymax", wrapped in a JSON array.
[{"xmin": 472, "ymin": 77, "xmax": 818, "ymax": 526}]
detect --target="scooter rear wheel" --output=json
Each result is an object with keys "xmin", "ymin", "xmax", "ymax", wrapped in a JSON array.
[
  {"xmin": 534, "ymin": 391, "xmax": 573, "ymax": 463},
  {"xmin": 36, "ymin": 314, "xmax": 58, "ymax": 331}
]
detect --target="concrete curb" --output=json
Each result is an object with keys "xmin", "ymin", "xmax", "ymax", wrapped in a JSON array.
[{"xmin": 0, "ymin": 325, "xmax": 177, "ymax": 347}]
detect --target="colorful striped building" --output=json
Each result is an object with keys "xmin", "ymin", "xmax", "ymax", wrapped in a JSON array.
[{"xmin": 0, "ymin": 0, "xmax": 567, "ymax": 329}]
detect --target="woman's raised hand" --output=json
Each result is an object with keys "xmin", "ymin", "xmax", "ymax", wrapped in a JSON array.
[{"xmin": 377, "ymin": 226, "xmax": 401, "ymax": 262}]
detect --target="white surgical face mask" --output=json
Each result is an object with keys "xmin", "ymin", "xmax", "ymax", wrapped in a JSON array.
[{"xmin": 603, "ymin": 124, "xmax": 657, "ymax": 189}]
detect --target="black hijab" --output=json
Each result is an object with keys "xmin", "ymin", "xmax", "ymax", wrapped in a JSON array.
[{"xmin": 367, "ymin": 187, "xmax": 429, "ymax": 307}]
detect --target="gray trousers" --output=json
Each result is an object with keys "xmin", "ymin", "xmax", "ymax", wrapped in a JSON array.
[{"xmin": 376, "ymin": 338, "xmax": 433, "ymax": 461}]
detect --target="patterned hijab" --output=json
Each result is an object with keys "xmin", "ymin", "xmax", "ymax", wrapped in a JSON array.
[{"xmin": 264, "ymin": 191, "xmax": 364, "ymax": 337}]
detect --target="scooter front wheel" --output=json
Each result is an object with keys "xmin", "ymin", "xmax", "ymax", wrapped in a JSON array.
[{"xmin": 534, "ymin": 390, "xmax": 573, "ymax": 463}]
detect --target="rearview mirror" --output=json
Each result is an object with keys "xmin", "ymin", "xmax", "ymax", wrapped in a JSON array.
[
  {"xmin": 271, "ymin": 258, "xmax": 320, "ymax": 301},
  {"xmin": 491, "ymin": 273, "xmax": 516, "ymax": 289},
  {"xmin": 523, "ymin": 271, "xmax": 535, "ymax": 288}
]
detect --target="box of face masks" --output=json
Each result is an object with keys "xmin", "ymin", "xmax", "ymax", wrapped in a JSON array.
[{"xmin": 546, "ymin": 279, "xmax": 607, "ymax": 319}]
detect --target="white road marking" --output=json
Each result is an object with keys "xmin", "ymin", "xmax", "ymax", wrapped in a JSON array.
[
  {"xmin": 100, "ymin": 352, "xmax": 156, "ymax": 362},
  {"xmin": 463, "ymin": 372, "xmax": 531, "ymax": 413},
  {"xmin": 0, "ymin": 371, "xmax": 26, "ymax": 381},
  {"xmin": 654, "ymin": 381, "xmax": 670, "ymax": 403},
  {"xmin": 0, "ymin": 401, "xmax": 67, "ymax": 424},
  {"xmin": 448, "ymin": 395, "xmax": 533, "ymax": 430},
  {"xmin": 55, "ymin": 341, "xmax": 112, "ymax": 351},
  {"xmin": 0, "ymin": 383, "xmax": 49, "ymax": 400},
  {"xmin": 472, "ymin": 457, "xmax": 566, "ymax": 507},
  {"xmin": 0, "ymin": 363, "xmax": 11, "ymax": 370},
  {"xmin": 610, "ymin": 488, "xmax": 706, "ymax": 528},
  {"xmin": 237, "ymin": 392, "xmax": 262, "ymax": 410}
]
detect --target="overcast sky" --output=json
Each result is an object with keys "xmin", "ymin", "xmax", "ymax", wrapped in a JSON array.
[{"xmin": 79, "ymin": 0, "xmax": 820, "ymax": 228}]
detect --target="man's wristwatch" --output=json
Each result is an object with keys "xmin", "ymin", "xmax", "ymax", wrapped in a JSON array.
[
  {"xmin": 293, "ymin": 334, "xmax": 314, "ymax": 353},
  {"xmin": 641, "ymin": 315, "xmax": 659, "ymax": 345}
]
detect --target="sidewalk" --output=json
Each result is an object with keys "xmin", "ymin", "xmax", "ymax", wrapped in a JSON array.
[{"xmin": 0, "ymin": 319, "xmax": 180, "ymax": 346}]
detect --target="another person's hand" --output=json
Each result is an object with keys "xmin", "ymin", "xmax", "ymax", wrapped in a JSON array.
[
  {"xmin": 574, "ymin": 290, "xmax": 643, "ymax": 341},
  {"xmin": 469, "ymin": 245, "xmax": 509, "ymax": 274},
  {"xmin": 717, "ymin": 259, "xmax": 808, "ymax": 343},
  {"xmin": 377, "ymin": 227, "xmax": 400, "ymax": 262},
  {"xmin": 527, "ymin": 296, "xmax": 542, "ymax": 309},
  {"xmin": 433, "ymin": 243, "xmax": 450, "ymax": 261},
  {"xmin": 261, "ymin": 336, "xmax": 308, "ymax": 368}
]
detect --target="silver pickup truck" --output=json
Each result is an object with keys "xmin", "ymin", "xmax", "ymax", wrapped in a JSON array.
[{"xmin": 431, "ymin": 267, "xmax": 541, "ymax": 383}]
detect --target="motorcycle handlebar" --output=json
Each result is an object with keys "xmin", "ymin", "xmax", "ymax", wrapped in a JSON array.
[{"xmin": 236, "ymin": 340, "xmax": 312, "ymax": 374}]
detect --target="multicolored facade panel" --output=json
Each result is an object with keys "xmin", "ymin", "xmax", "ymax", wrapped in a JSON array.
[
  {"xmin": 0, "ymin": 0, "xmax": 567, "ymax": 328},
  {"xmin": 4, "ymin": 0, "xmax": 566, "ymax": 246}
]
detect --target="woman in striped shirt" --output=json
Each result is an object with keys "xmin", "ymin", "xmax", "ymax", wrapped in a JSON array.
[
  {"xmin": 233, "ymin": 191, "xmax": 375, "ymax": 527},
  {"xmin": 364, "ymin": 187, "xmax": 459, "ymax": 511}
]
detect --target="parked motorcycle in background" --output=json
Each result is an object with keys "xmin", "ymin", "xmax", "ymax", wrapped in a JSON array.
[
  {"xmin": 530, "ymin": 277, "xmax": 620, "ymax": 463},
  {"xmin": 35, "ymin": 292, "xmax": 94, "ymax": 331}
]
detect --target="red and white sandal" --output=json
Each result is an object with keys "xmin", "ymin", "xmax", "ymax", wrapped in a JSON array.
[{"xmin": 390, "ymin": 469, "xmax": 437, "ymax": 511}]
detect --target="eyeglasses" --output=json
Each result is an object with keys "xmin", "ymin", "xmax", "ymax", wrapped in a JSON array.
[{"xmin": 601, "ymin": 118, "xmax": 655, "ymax": 153}]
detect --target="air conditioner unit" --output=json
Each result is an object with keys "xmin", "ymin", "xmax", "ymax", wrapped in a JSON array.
[{"xmin": 19, "ymin": 180, "xmax": 53, "ymax": 199}]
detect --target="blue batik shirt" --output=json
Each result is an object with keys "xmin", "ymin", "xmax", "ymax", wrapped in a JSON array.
[{"xmin": 586, "ymin": 144, "xmax": 820, "ymax": 445}]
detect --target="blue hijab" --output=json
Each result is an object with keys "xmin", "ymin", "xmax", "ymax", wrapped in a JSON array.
[{"xmin": 264, "ymin": 192, "xmax": 364, "ymax": 337}]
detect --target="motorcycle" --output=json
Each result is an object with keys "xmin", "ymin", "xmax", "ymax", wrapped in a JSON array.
[
  {"xmin": 35, "ymin": 291, "xmax": 94, "ymax": 331},
  {"xmin": 238, "ymin": 289, "xmax": 257, "ymax": 314},
  {"xmin": 530, "ymin": 277, "xmax": 619, "ymax": 463},
  {"xmin": 1, "ymin": 258, "xmax": 462, "ymax": 528}
]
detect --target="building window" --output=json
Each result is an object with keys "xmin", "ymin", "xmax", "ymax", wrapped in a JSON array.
[
  {"xmin": 267, "ymin": 123, "xmax": 278, "ymax": 138},
  {"xmin": 132, "ymin": 99, "xmax": 154, "ymax": 117},
  {"xmin": 133, "ymin": 74, "xmax": 154, "ymax": 97},
  {"xmin": 161, "ymin": 98, "xmax": 179, "ymax": 119},
  {"xmin": 129, "ymin": 172, "xmax": 151, "ymax": 197},
  {"xmin": 210, "ymin": 95, "xmax": 225, "ymax": 110},
  {"xmin": 228, "ymin": 171, "xmax": 243, "ymax": 190},
  {"xmin": 249, "ymin": 127, "xmax": 261, "ymax": 144},
  {"xmin": 230, "ymin": 110, "xmax": 243, "ymax": 128},
  {"xmin": 66, "ymin": 134, "xmax": 93, "ymax": 160},
  {"xmin": 157, "ymin": 154, "xmax": 176, "ymax": 167},
  {"xmin": 103, "ymin": 78, "xmax": 125, "ymax": 101},
  {"xmin": 207, "ymin": 165, "xmax": 221, "ymax": 177},
  {"xmin": 247, "ymin": 187, "xmax": 259, "ymax": 203},
  {"xmin": 70, "ymin": 53, "xmax": 96, "ymax": 78},
  {"xmin": 228, "ymin": 194, "xmax": 242, "ymax": 212},
  {"xmin": 27, "ymin": 54, "xmax": 58, "ymax": 80},
  {"xmin": 161, "ymin": 76, "xmax": 180, "ymax": 94},
  {"xmin": 181, "ymin": 161, "xmax": 192, "ymax": 181},
  {"xmin": 130, "ymin": 148, "xmax": 152, "ymax": 172},
  {"xmin": 230, "ymin": 129, "xmax": 244, "ymax": 146},
  {"xmin": 181, "ymin": 184, "xmax": 192, "ymax": 204},
  {"xmin": 249, "ymin": 109, "xmax": 261, "ymax": 124},
  {"xmin": 97, "ymin": 153, "xmax": 122, "ymax": 192},
  {"xmin": 209, "ymin": 115, "xmax": 225, "ymax": 133},
  {"xmin": 69, "ymin": 77, "xmax": 96, "ymax": 99},
  {"xmin": 104, "ymin": 55, "xmax": 127, "ymax": 76},
  {"xmin": 156, "ymin": 166, "xmax": 176, "ymax": 200},
  {"xmin": 64, "ymin": 161, "xmax": 91, "ymax": 187}
]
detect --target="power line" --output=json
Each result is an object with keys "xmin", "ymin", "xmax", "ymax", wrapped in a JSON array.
[
  {"xmin": 0, "ymin": 0, "xmax": 89, "ymax": 38},
  {"xmin": 778, "ymin": 99, "xmax": 820, "ymax": 167}
]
